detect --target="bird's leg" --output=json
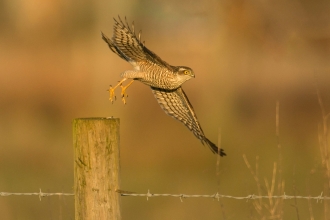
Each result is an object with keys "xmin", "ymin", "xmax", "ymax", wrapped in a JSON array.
[
  {"xmin": 120, "ymin": 80, "xmax": 134, "ymax": 104},
  {"xmin": 108, "ymin": 78, "xmax": 127, "ymax": 103}
]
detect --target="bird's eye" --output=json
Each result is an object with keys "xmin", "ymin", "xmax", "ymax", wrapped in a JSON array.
[{"xmin": 184, "ymin": 70, "xmax": 189, "ymax": 75}]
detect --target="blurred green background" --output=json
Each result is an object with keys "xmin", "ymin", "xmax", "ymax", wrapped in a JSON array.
[{"xmin": 1, "ymin": 0, "xmax": 330, "ymax": 219}]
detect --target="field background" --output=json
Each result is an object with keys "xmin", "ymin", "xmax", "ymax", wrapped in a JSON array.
[{"xmin": 1, "ymin": 0, "xmax": 330, "ymax": 219}]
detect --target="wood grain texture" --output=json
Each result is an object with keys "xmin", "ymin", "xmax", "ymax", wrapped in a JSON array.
[{"xmin": 73, "ymin": 118, "xmax": 121, "ymax": 220}]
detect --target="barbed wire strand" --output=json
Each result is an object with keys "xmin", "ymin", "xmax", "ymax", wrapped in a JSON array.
[
  {"xmin": 0, "ymin": 189, "xmax": 74, "ymax": 201},
  {"xmin": 1, "ymin": 189, "xmax": 329, "ymax": 203},
  {"xmin": 119, "ymin": 190, "xmax": 330, "ymax": 203}
]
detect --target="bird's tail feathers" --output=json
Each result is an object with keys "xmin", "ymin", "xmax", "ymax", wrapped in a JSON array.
[{"xmin": 203, "ymin": 138, "xmax": 226, "ymax": 156}]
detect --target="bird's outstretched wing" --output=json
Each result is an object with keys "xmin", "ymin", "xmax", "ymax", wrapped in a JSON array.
[
  {"xmin": 101, "ymin": 16, "xmax": 173, "ymax": 70},
  {"xmin": 151, "ymin": 87, "xmax": 226, "ymax": 156}
]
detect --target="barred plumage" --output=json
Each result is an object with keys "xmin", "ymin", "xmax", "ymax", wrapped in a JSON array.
[{"xmin": 102, "ymin": 16, "xmax": 226, "ymax": 156}]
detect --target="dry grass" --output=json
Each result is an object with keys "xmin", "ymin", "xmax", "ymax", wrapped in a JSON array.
[
  {"xmin": 243, "ymin": 101, "xmax": 285, "ymax": 219},
  {"xmin": 315, "ymin": 81, "xmax": 330, "ymax": 219},
  {"xmin": 243, "ymin": 83, "xmax": 330, "ymax": 219},
  {"xmin": 216, "ymin": 127, "xmax": 227, "ymax": 220},
  {"xmin": 243, "ymin": 155, "xmax": 285, "ymax": 220}
]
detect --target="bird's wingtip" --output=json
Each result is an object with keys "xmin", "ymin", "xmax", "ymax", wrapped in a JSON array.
[{"xmin": 204, "ymin": 138, "xmax": 226, "ymax": 156}]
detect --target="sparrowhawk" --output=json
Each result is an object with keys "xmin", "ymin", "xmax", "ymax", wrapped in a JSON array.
[{"xmin": 101, "ymin": 16, "xmax": 226, "ymax": 156}]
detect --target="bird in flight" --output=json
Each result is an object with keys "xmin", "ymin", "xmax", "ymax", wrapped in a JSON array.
[{"xmin": 101, "ymin": 16, "xmax": 226, "ymax": 156}]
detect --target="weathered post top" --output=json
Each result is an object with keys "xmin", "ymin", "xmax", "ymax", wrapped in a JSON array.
[{"xmin": 73, "ymin": 117, "xmax": 121, "ymax": 220}]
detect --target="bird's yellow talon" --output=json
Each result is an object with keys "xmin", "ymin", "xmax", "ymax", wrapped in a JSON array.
[
  {"xmin": 107, "ymin": 78, "xmax": 134, "ymax": 104},
  {"xmin": 119, "ymin": 80, "xmax": 134, "ymax": 104},
  {"xmin": 108, "ymin": 87, "xmax": 116, "ymax": 104}
]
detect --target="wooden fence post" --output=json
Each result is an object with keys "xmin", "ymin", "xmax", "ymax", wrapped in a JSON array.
[{"xmin": 73, "ymin": 118, "xmax": 121, "ymax": 220}]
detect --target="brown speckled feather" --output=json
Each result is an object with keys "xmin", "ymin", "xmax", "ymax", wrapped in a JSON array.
[
  {"xmin": 151, "ymin": 86, "xmax": 226, "ymax": 156},
  {"xmin": 102, "ymin": 16, "xmax": 173, "ymax": 71}
]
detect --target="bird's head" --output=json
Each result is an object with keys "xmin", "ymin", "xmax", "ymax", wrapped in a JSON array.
[{"xmin": 177, "ymin": 66, "xmax": 195, "ymax": 81}]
